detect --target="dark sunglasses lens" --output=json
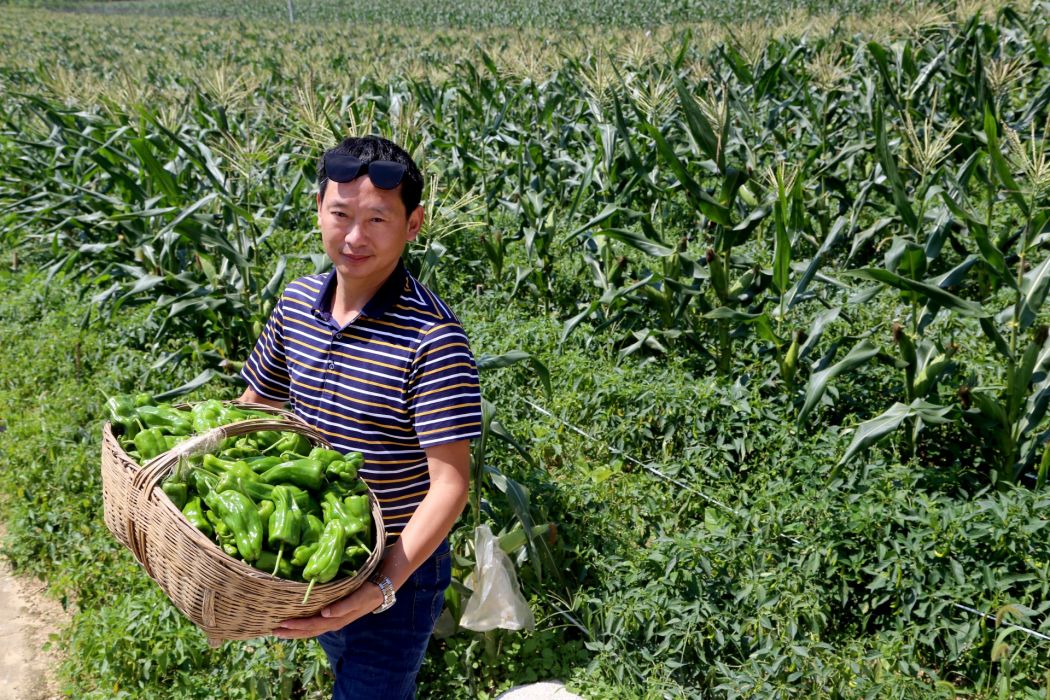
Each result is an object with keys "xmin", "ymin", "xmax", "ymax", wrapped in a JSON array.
[
  {"xmin": 325, "ymin": 153, "xmax": 364, "ymax": 182},
  {"xmin": 367, "ymin": 161, "xmax": 407, "ymax": 189}
]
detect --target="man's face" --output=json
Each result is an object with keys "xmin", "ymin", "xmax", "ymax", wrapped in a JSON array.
[{"xmin": 317, "ymin": 176, "xmax": 422, "ymax": 290}]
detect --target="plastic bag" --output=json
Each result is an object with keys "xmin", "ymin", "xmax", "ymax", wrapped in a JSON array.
[{"xmin": 459, "ymin": 524, "xmax": 535, "ymax": 631}]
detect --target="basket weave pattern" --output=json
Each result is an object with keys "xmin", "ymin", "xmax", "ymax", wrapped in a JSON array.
[{"xmin": 100, "ymin": 408, "xmax": 384, "ymax": 642}]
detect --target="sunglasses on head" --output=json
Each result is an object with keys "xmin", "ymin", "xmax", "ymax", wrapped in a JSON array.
[{"xmin": 324, "ymin": 152, "xmax": 408, "ymax": 190}]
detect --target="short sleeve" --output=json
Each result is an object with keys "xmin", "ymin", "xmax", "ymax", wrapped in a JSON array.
[
  {"xmin": 240, "ymin": 300, "xmax": 291, "ymax": 401},
  {"xmin": 407, "ymin": 321, "xmax": 483, "ymax": 448}
]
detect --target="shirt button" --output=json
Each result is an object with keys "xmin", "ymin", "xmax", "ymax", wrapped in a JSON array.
[
  {"xmin": 328, "ymin": 362, "xmax": 335, "ymax": 370},
  {"xmin": 336, "ymin": 333, "xmax": 343, "ymax": 340}
]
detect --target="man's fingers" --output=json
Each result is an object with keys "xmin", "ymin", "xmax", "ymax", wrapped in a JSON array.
[
  {"xmin": 272, "ymin": 619, "xmax": 336, "ymax": 639},
  {"xmin": 322, "ymin": 598, "xmax": 361, "ymax": 618},
  {"xmin": 272, "ymin": 627, "xmax": 318, "ymax": 639},
  {"xmin": 276, "ymin": 615, "xmax": 323, "ymax": 629}
]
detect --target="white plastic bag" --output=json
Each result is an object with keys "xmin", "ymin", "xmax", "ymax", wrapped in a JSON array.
[{"xmin": 459, "ymin": 524, "xmax": 535, "ymax": 631}]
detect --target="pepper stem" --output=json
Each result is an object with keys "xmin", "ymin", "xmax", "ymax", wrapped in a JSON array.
[
  {"xmin": 302, "ymin": 579, "xmax": 316, "ymax": 605},
  {"xmin": 273, "ymin": 544, "xmax": 284, "ymax": 577}
]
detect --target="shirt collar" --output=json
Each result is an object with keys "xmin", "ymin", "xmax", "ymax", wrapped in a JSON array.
[{"xmin": 312, "ymin": 259, "xmax": 408, "ymax": 325}]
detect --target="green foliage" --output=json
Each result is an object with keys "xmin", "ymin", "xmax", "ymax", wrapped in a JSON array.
[
  {"xmin": 9, "ymin": 0, "xmax": 908, "ymax": 29},
  {"xmin": 0, "ymin": 0, "xmax": 1049, "ymax": 697}
]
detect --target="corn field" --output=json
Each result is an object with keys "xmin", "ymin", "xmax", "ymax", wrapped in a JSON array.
[{"xmin": 1, "ymin": 0, "xmax": 1049, "ymax": 697}]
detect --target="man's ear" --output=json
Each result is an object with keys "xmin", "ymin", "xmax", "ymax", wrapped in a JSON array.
[{"xmin": 406, "ymin": 205, "xmax": 424, "ymax": 241}]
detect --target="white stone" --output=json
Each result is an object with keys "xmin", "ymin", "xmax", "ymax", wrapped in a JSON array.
[{"xmin": 496, "ymin": 681, "xmax": 585, "ymax": 700}]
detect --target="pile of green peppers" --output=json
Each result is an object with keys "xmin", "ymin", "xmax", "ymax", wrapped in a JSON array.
[
  {"xmin": 105, "ymin": 394, "xmax": 375, "ymax": 598},
  {"xmin": 164, "ymin": 428, "xmax": 372, "ymax": 600},
  {"xmin": 105, "ymin": 395, "xmax": 275, "ymax": 461}
]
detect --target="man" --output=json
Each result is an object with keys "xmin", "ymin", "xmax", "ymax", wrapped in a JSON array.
[{"xmin": 237, "ymin": 135, "xmax": 482, "ymax": 699}]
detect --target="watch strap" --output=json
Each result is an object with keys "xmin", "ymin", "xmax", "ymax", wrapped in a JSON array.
[{"xmin": 369, "ymin": 573, "xmax": 396, "ymax": 613}]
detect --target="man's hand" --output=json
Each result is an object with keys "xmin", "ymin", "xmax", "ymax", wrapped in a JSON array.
[
  {"xmin": 237, "ymin": 387, "xmax": 286, "ymax": 410},
  {"xmin": 272, "ymin": 582, "xmax": 385, "ymax": 639},
  {"xmin": 271, "ymin": 440, "xmax": 469, "ymax": 639}
]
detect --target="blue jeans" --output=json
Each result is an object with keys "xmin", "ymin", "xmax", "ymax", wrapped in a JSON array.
[{"xmin": 317, "ymin": 540, "xmax": 451, "ymax": 700}]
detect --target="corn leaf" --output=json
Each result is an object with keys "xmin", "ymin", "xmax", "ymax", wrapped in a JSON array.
[
  {"xmin": 799, "ymin": 338, "xmax": 880, "ymax": 425},
  {"xmin": 844, "ymin": 268, "xmax": 986, "ymax": 316}
]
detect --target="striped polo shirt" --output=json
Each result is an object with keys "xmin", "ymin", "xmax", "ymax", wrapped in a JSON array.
[{"xmin": 240, "ymin": 259, "xmax": 482, "ymax": 542}]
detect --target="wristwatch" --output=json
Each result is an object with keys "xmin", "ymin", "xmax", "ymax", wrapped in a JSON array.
[{"xmin": 369, "ymin": 573, "xmax": 396, "ymax": 614}]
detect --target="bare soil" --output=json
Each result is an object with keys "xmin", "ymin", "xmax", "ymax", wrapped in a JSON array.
[{"xmin": 0, "ymin": 549, "xmax": 70, "ymax": 699}]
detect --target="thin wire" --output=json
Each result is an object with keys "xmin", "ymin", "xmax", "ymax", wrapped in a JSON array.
[
  {"xmin": 522, "ymin": 398, "xmax": 740, "ymax": 515},
  {"xmin": 953, "ymin": 603, "xmax": 1050, "ymax": 642},
  {"xmin": 522, "ymin": 398, "xmax": 1050, "ymax": 640},
  {"xmin": 521, "ymin": 398, "xmax": 803, "ymax": 545}
]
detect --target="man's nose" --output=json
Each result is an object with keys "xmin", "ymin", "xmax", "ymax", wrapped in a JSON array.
[{"xmin": 343, "ymin": 221, "xmax": 365, "ymax": 245}]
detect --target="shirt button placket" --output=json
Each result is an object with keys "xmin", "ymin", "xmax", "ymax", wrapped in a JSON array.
[
  {"xmin": 326, "ymin": 332, "xmax": 338, "ymax": 384},
  {"xmin": 320, "ymin": 330, "xmax": 336, "ymax": 391}
]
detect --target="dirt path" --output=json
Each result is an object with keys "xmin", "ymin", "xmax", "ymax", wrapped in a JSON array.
[{"xmin": 0, "ymin": 550, "xmax": 70, "ymax": 699}]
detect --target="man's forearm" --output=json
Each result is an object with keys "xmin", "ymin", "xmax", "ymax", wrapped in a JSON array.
[{"xmin": 379, "ymin": 469, "xmax": 468, "ymax": 590}]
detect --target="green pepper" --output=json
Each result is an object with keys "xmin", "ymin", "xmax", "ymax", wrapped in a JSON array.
[
  {"xmin": 268, "ymin": 485, "xmax": 303, "ymax": 576},
  {"xmin": 340, "ymin": 544, "xmax": 371, "ymax": 576},
  {"xmin": 105, "ymin": 395, "xmax": 141, "ymax": 434},
  {"xmin": 258, "ymin": 459, "xmax": 324, "ymax": 491},
  {"xmin": 269, "ymin": 486, "xmax": 302, "ymax": 548},
  {"xmin": 344, "ymin": 494, "xmax": 369, "ymax": 523},
  {"xmin": 205, "ymin": 510, "xmax": 238, "ymax": 556},
  {"xmin": 274, "ymin": 484, "xmax": 318, "ymax": 519},
  {"xmin": 244, "ymin": 456, "xmax": 283, "ymax": 473},
  {"xmin": 255, "ymin": 550, "xmax": 295, "ymax": 579},
  {"xmin": 182, "ymin": 496, "xmax": 213, "ymax": 537},
  {"xmin": 302, "ymin": 520, "xmax": 346, "ymax": 603},
  {"xmin": 308, "ymin": 447, "xmax": 344, "ymax": 467},
  {"xmin": 267, "ymin": 433, "xmax": 312, "ymax": 457},
  {"xmin": 201, "ymin": 454, "xmax": 238, "ymax": 474},
  {"xmin": 161, "ymin": 479, "xmax": 188, "ymax": 510},
  {"xmin": 244, "ymin": 431, "xmax": 283, "ymax": 451},
  {"xmin": 322, "ymin": 491, "xmax": 368, "ymax": 538},
  {"xmin": 322, "ymin": 480, "xmax": 352, "ymax": 499},
  {"xmin": 192, "ymin": 469, "xmax": 218, "ymax": 498},
  {"xmin": 290, "ymin": 514, "xmax": 325, "ymax": 566},
  {"xmin": 325, "ymin": 459, "xmax": 360, "ymax": 484},
  {"xmin": 133, "ymin": 392, "xmax": 153, "ymax": 407},
  {"xmin": 219, "ymin": 446, "xmax": 260, "ymax": 459},
  {"xmin": 345, "ymin": 544, "xmax": 369, "ymax": 561},
  {"xmin": 205, "ymin": 509, "xmax": 227, "ymax": 536},
  {"xmin": 238, "ymin": 408, "xmax": 276, "ymax": 419},
  {"xmin": 134, "ymin": 428, "xmax": 169, "ymax": 461},
  {"xmin": 191, "ymin": 399, "xmax": 226, "ymax": 433},
  {"xmin": 218, "ymin": 405, "xmax": 253, "ymax": 424},
  {"xmin": 291, "ymin": 542, "xmax": 319, "ymax": 568},
  {"xmin": 257, "ymin": 499, "xmax": 275, "ymax": 525},
  {"xmin": 204, "ymin": 490, "xmax": 263, "ymax": 562},
  {"xmin": 137, "ymin": 405, "xmax": 193, "ymax": 436},
  {"xmin": 346, "ymin": 452, "xmax": 365, "ymax": 471},
  {"xmin": 214, "ymin": 461, "xmax": 276, "ymax": 504}
]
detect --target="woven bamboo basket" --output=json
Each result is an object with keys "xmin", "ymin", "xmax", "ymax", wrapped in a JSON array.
[
  {"xmin": 100, "ymin": 401, "xmax": 299, "ymax": 548},
  {"xmin": 103, "ymin": 414, "xmax": 385, "ymax": 643}
]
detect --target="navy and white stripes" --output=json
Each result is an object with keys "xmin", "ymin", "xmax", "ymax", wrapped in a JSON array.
[{"xmin": 241, "ymin": 261, "xmax": 482, "ymax": 542}]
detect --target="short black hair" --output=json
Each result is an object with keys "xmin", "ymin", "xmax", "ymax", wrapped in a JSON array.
[{"xmin": 316, "ymin": 135, "xmax": 424, "ymax": 215}]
